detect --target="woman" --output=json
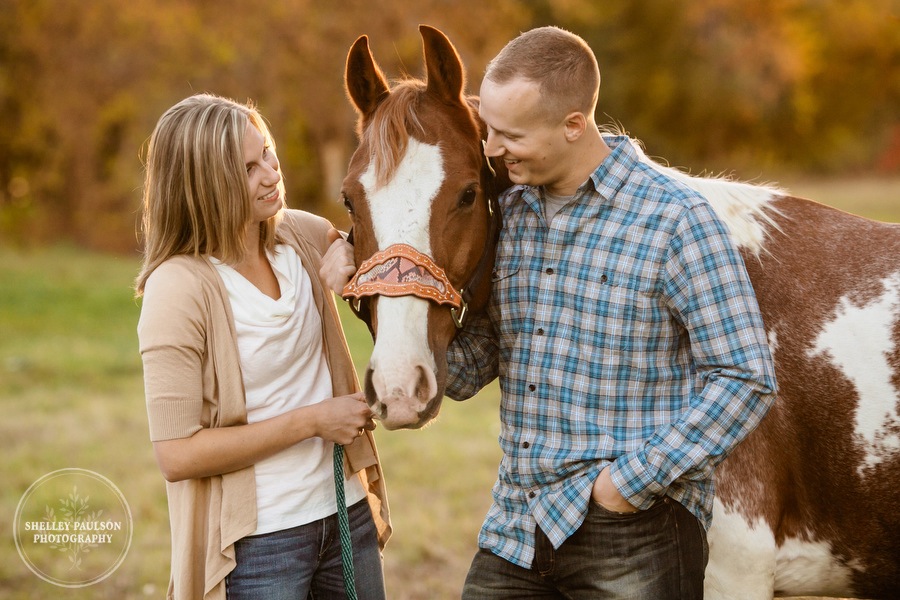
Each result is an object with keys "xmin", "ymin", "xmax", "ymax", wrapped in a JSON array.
[{"xmin": 136, "ymin": 94, "xmax": 390, "ymax": 599}]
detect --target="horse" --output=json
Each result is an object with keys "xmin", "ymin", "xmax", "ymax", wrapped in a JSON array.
[{"xmin": 339, "ymin": 25, "xmax": 900, "ymax": 599}]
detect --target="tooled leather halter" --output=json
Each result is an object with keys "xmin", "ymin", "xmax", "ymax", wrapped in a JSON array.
[{"xmin": 342, "ymin": 149, "xmax": 500, "ymax": 337}]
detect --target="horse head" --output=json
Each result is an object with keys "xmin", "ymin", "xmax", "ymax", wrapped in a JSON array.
[{"xmin": 341, "ymin": 25, "xmax": 508, "ymax": 429}]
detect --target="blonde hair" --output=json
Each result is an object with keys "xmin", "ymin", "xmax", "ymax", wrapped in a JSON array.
[
  {"xmin": 135, "ymin": 94, "xmax": 283, "ymax": 295},
  {"xmin": 485, "ymin": 26, "xmax": 600, "ymax": 123}
]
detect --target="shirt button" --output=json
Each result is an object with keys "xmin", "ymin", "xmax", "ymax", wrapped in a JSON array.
[
  {"xmin": 545, "ymin": 267, "xmax": 554, "ymax": 274},
  {"xmin": 529, "ymin": 491, "xmax": 536, "ymax": 498},
  {"xmin": 522, "ymin": 441, "xmax": 530, "ymax": 449},
  {"xmin": 600, "ymin": 274, "xmax": 608, "ymax": 283},
  {"xmin": 528, "ymin": 384, "xmax": 536, "ymax": 392},
  {"xmin": 536, "ymin": 328, "xmax": 544, "ymax": 335}
]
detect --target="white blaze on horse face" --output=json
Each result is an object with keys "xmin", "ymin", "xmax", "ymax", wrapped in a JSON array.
[
  {"xmin": 808, "ymin": 273, "xmax": 900, "ymax": 474},
  {"xmin": 368, "ymin": 295, "xmax": 438, "ymax": 421},
  {"xmin": 360, "ymin": 138, "xmax": 443, "ymax": 251},
  {"xmin": 359, "ymin": 139, "xmax": 444, "ymax": 422}
]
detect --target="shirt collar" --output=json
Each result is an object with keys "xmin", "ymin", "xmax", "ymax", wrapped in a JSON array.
[
  {"xmin": 507, "ymin": 134, "xmax": 641, "ymax": 215},
  {"xmin": 588, "ymin": 134, "xmax": 641, "ymax": 203}
]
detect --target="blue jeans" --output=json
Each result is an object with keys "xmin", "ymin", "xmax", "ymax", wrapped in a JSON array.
[
  {"xmin": 226, "ymin": 499, "xmax": 386, "ymax": 600},
  {"xmin": 462, "ymin": 496, "xmax": 708, "ymax": 600}
]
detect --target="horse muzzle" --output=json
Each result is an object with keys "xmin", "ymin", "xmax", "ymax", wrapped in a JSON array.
[{"xmin": 364, "ymin": 359, "xmax": 441, "ymax": 430}]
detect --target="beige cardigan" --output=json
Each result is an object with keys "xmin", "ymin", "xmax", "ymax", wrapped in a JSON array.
[{"xmin": 138, "ymin": 210, "xmax": 391, "ymax": 600}]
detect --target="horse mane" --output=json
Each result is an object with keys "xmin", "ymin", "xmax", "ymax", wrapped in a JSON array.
[
  {"xmin": 611, "ymin": 130, "xmax": 785, "ymax": 259},
  {"xmin": 361, "ymin": 79, "xmax": 427, "ymax": 188}
]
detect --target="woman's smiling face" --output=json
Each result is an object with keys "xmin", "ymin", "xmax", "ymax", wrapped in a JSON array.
[{"xmin": 242, "ymin": 121, "xmax": 283, "ymax": 224}]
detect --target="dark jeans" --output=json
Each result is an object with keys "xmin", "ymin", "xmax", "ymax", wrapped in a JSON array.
[
  {"xmin": 462, "ymin": 496, "xmax": 708, "ymax": 600},
  {"xmin": 226, "ymin": 499, "xmax": 385, "ymax": 600}
]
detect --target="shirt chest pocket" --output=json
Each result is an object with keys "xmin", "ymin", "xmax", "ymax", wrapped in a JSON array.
[
  {"xmin": 491, "ymin": 261, "xmax": 522, "ymax": 301},
  {"xmin": 490, "ymin": 260, "xmax": 533, "ymax": 328},
  {"xmin": 576, "ymin": 275, "xmax": 657, "ymax": 340}
]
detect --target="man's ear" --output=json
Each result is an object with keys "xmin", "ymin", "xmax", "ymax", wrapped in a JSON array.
[{"xmin": 563, "ymin": 111, "xmax": 587, "ymax": 142}]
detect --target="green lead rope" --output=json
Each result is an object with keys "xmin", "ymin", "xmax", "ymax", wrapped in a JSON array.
[{"xmin": 333, "ymin": 443, "xmax": 358, "ymax": 600}]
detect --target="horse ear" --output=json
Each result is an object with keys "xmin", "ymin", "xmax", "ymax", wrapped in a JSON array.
[
  {"xmin": 345, "ymin": 34, "xmax": 390, "ymax": 120},
  {"xmin": 419, "ymin": 25, "xmax": 466, "ymax": 105}
]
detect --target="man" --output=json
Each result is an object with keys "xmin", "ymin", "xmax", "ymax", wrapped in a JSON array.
[{"xmin": 445, "ymin": 26, "xmax": 777, "ymax": 599}]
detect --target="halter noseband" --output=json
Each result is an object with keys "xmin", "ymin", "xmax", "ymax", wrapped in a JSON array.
[
  {"xmin": 342, "ymin": 148, "xmax": 500, "ymax": 336},
  {"xmin": 343, "ymin": 242, "xmax": 463, "ymax": 311}
]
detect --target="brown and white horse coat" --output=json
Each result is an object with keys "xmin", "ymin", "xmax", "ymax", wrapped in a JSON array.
[
  {"xmin": 342, "ymin": 25, "xmax": 900, "ymax": 599},
  {"xmin": 652, "ymin": 162, "xmax": 900, "ymax": 598}
]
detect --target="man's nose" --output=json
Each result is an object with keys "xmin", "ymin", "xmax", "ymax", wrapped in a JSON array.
[{"xmin": 483, "ymin": 131, "xmax": 502, "ymax": 157}]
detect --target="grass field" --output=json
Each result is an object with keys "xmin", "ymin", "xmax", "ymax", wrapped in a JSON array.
[
  {"xmin": 0, "ymin": 175, "xmax": 897, "ymax": 599},
  {"xmin": 0, "ymin": 247, "xmax": 501, "ymax": 600}
]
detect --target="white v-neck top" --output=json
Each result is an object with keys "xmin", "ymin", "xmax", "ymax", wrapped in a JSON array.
[{"xmin": 213, "ymin": 245, "xmax": 365, "ymax": 535}]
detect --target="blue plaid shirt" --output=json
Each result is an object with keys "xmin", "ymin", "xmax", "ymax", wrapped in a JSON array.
[{"xmin": 446, "ymin": 135, "xmax": 776, "ymax": 569}]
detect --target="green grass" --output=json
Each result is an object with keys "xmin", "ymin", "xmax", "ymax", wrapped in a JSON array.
[
  {"xmin": 0, "ymin": 245, "xmax": 502, "ymax": 600},
  {"xmin": 779, "ymin": 174, "xmax": 900, "ymax": 222},
  {"xmin": 0, "ymin": 246, "xmax": 168, "ymax": 599},
  {"xmin": 0, "ymin": 176, "xmax": 896, "ymax": 599}
]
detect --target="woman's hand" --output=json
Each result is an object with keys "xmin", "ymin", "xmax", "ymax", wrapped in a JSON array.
[
  {"xmin": 152, "ymin": 391, "xmax": 376, "ymax": 482},
  {"xmin": 319, "ymin": 228, "xmax": 357, "ymax": 295},
  {"xmin": 592, "ymin": 466, "xmax": 639, "ymax": 513},
  {"xmin": 313, "ymin": 391, "xmax": 376, "ymax": 446}
]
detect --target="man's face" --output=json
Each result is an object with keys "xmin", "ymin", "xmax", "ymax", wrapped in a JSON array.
[{"xmin": 479, "ymin": 77, "xmax": 568, "ymax": 190}]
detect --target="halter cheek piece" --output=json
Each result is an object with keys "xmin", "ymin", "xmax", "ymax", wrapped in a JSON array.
[{"xmin": 342, "ymin": 148, "xmax": 500, "ymax": 336}]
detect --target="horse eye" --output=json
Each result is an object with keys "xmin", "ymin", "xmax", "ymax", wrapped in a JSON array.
[
  {"xmin": 459, "ymin": 186, "xmax": 477, "ymax": 207},
  {"xmin": 342, "ymin": 194, "xmax": 354, "ymax": 215}
]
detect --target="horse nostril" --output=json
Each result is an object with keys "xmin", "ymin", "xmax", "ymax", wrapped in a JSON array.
[
  {"xmin": 414, "ymin": 364, "xmax": 438, "ymax": 403},
  {"xmin": 371, "ymin": 400, "xmax": 387, "ymax": 421},
  {"xmin": 364, "ymin": 366, "xmax": 388, "ymax": 420},
  {"xmin": 364, "ymin": 367, "xmax": 377, "ymax": 404}
]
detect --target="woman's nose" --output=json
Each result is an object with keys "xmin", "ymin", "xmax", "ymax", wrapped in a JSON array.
[{"xmin": 265, "ymin": 157, "xmax": 281, "ymax": 184}]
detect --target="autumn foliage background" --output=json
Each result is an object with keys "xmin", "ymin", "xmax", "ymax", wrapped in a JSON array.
[{"xmin": 1, "ymin": 0, "xmax": 898, "ymax": 252}]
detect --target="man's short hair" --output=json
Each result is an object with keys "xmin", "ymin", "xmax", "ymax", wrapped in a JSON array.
[{"xmin": 484, "ymin": 26, "xmax": 600, "ymax": 122}]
